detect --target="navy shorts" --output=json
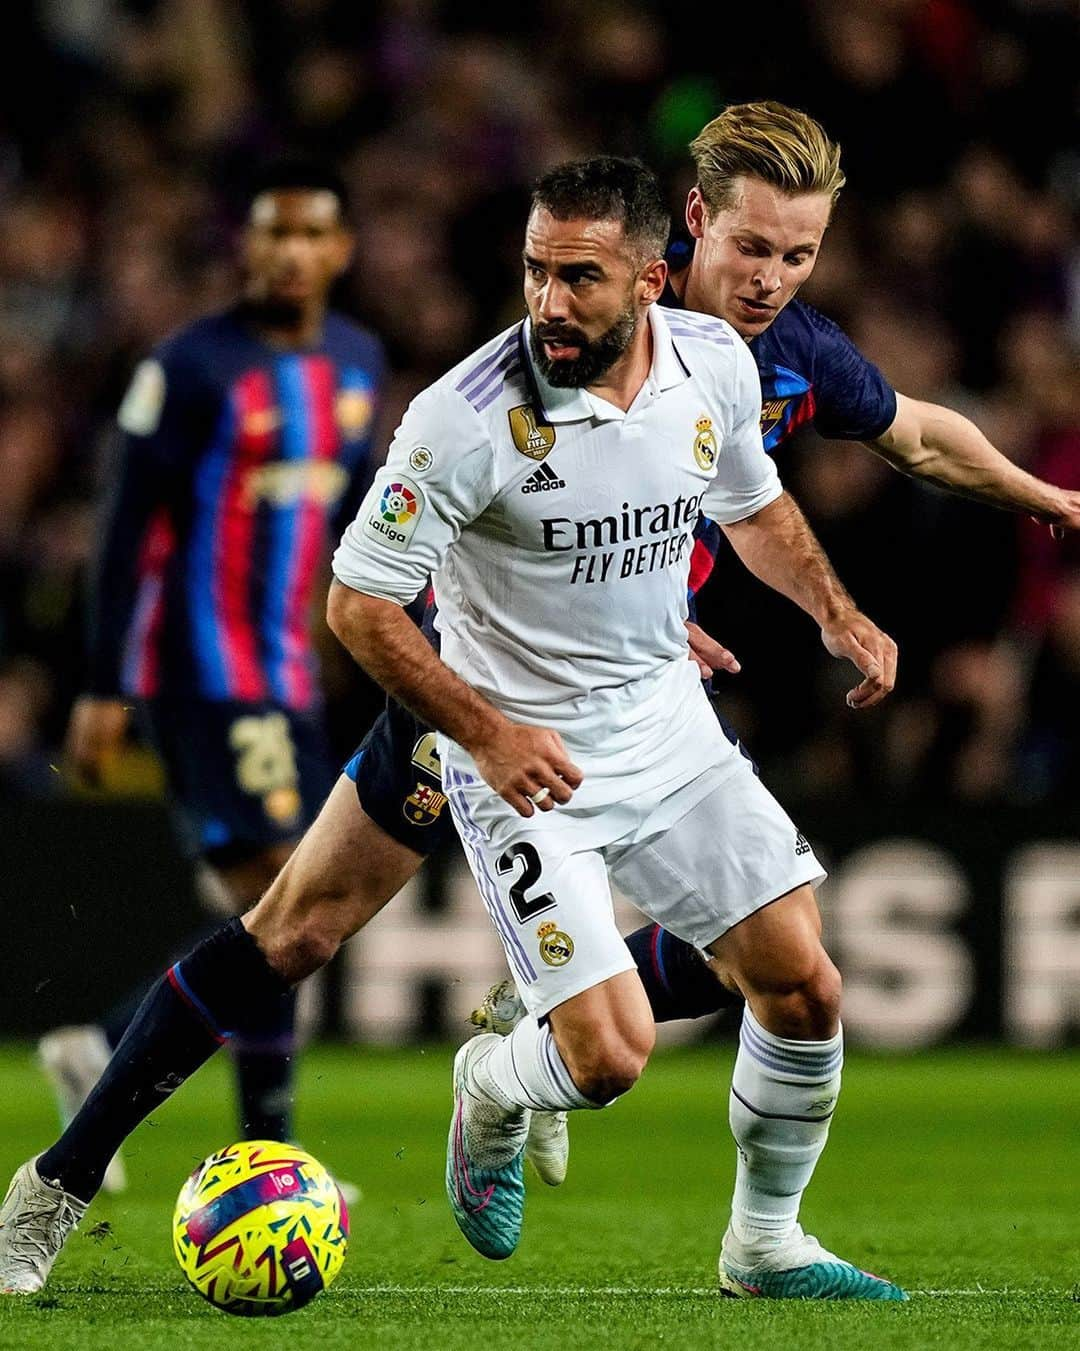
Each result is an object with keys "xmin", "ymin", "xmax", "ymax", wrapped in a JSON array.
[
  {"xmin": 345, "ymin": 697, "xmax": 455, "ymax": 855},
  {"xmin": 143, "ymin": 697, "xmax": 336, "ymax": 865}
]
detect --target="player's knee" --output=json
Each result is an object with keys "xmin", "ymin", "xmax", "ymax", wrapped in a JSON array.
[
  {"xmin": 756, "ymin": 953, "xmax": 841, "ymax": 1039},
  {"xmin": 246, "ymin": 883, "xmax": 344, "ymax": 984},
  {"xmin": 563, "ymin": 1025, "xmax": 654, "ymax": 1103},
  {"xmin": 278, "ymin": 919, "xmax": 341, "ymax": 984}
]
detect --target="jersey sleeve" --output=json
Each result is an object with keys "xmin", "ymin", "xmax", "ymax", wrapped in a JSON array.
[
  {"xmin": 332, "ymin": 385, "xmax": 494, "ymax": 606},
  {"xmin": 699, "ymin": 339, "xmax": 784, "ymax": 525},
  {"xmin": 804, "ymin": 306, "xmax": 897, "ymax": 441},
  {"xmin": 85, "ymin": 344, "xmax": 207, "ymax": 696}
]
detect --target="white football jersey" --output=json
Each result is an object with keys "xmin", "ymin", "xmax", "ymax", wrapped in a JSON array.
[{"xmin": 333, "ymin": 304, "xmax": 781, "ymax": 793}]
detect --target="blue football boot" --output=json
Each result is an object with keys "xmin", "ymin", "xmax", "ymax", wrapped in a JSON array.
[
  {"xmin": 445, "ymin": 1034, "xmax": 528, "ymax": 1260},
  {"xmin": 719, "ymin": 1225, "xmax": 909, "ymax": 1300}
]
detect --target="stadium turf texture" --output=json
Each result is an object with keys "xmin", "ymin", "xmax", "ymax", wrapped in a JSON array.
[{"xmin": 0, "ymin": 1042, "xmax": 1076, "ymax": 1350}]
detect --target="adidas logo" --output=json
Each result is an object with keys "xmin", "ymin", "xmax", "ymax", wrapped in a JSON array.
[
  {"xmin": 795, "ymin": 831, "xmax": 811, "ymax": 857},
  {"xmin": 521, "ymin": 463, "xmax": 566, "ymax": 493}
]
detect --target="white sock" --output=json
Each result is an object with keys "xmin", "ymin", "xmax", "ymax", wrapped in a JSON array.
[
  {"xmin": 728, "ymin": 1006, "xmax": 843, "ymax": 1247},
  {"xmin": 471, "ymin": 1017, "xmax": 596, "ymax": 1114}
]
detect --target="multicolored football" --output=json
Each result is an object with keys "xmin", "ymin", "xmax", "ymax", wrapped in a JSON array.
[{"xmin": 172, "ymin": 1140, "xmax": 349, "ymax": 1317}]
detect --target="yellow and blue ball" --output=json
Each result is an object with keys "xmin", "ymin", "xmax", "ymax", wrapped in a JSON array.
[{"xmin": 172, "ymin": 1140, "xmax": 348, "ymax": 1317}]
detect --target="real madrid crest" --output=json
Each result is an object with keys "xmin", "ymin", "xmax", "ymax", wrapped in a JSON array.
[
  {"xmin": 693, "ymin": 415, "xmax": 718, "ymax": 471},
  {"xmin": 508, "ymin": 404, "xmax": 556, "ymax": 461},
  {"xmin": 537, "ymin": 920, "xmax": 574, "ymax": 967}
]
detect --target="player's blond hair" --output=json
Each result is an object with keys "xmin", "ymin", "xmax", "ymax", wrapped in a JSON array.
[{"xmin": 690, "ymin": 101, "xmax": 845, "ymax": 215}]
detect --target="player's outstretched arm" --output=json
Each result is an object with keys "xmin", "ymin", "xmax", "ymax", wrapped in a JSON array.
[
  {"xmin": 869, "ymin": 393, "xmax": 1080, "ymax": 537},
  {"xmin": 326, "ymin": 580, "xmax": 582, "ymax": 816},
  {"xmin": 721, "ymin": 492, "xmax": 897, "ymax": 709}
]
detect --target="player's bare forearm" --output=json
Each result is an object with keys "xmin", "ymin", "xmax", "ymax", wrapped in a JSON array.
[
  {"xmin": 325, "ymin": 580, "xmax": 583, "ymax": 815},
  {"xmin": 326, "ymin": 579, "xmax": 507, "ymax": 752},
  {"xmin": 721, "ymin": 493, "xmax": 897, "ymax": 708},
  {"xmin": 721, "ymin": 492, "xmax": 854, "ymax": 628},
  {"xmin": 870, "ymin": 393, "xmax": 1080, "ymax": 532}
]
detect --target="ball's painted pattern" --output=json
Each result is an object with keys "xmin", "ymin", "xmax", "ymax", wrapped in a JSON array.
[{"xmin": 172, "ymin": 1140, "xmax": 348, "ymax": 1317}]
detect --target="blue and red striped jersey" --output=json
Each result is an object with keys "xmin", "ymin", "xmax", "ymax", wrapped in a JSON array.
[
  {"xmin": 661, "ymin": 253, "xmax": 897, "ymax": 600},
  {"xmin": 88, "ymin": 306, "xmax": 384, "ymax": 710}
]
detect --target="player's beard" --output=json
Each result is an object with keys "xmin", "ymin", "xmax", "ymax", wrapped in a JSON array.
[{"xmin": 530, "ymin": 302, "xmax": 638, "ymax": 388}]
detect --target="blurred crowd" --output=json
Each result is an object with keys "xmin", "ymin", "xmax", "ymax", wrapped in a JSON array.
[{"xmin": 0, "ymin": 0, "xmax": 1076, "ymax": 806}]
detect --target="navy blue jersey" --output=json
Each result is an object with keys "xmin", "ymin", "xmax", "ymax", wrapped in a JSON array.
[
  {"xmin": 748, "ymin": 298, "xmax": 896, "ymax": 449},
  {"xmin": 662, "ymin": 249, "xmax": 897, "ymax": 596},
  {"xmin": 88, "ymin": 306, "xmax": 384, "ymax": 711}
]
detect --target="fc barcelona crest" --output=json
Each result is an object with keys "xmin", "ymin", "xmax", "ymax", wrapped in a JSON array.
[
  {"xmin": 508, "ymin": 404, "xmax": 556, "ymax": 461},
  {"xmin": 693, "ymin": 415, "xmax": 718, "ymax": 471},
  {"xmin": 760, "ymin": 396, "xmax": 793, "ymax": 441},
  {"xmin": 403, "ymin": 781, "xmax": 448, "ymax": 826}
]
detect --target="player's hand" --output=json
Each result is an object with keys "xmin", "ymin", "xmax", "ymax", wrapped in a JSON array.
[
  {"xmin": 820, "ymin": 609, "xmax": 898, "ymax": 710},
  {"xmin": 64, "ymin": 695, "xmax": 131, "ymax": 785},
  {"xmin": 685, "ymin": 621, "xmax": 740, "ymax": 679},
  {"xmin": 472, "ymin": 722, "xmax": 584, "ymax": 818},
  {"xmin": 1031, "ymin": 487, "xmax": 1080, "ymax": 540}
]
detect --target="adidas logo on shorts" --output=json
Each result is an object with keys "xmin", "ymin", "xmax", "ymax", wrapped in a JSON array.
[
  {"xmin": 795, "ymin": 831, "xmax": 811, "ymax": 857},
  {"xmin": 521, "ymin": 463, "xmax": 566, "ymax": 493}
]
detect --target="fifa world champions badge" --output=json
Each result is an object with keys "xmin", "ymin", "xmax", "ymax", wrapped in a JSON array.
[{"xmin": 508, "ymin": 403, "xmax": 556, "ymax": 461}]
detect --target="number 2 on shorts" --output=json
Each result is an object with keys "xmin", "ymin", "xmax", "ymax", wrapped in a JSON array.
[{"xmin": 496, "ymin": 842, "xmax": 556, "ymax": 924}]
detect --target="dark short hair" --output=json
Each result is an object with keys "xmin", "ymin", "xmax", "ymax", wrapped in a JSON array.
[
  {"xmin": 530, "ymin": 156, "xmax": 670, "ymax": 263},
  {"xmin": 246, "ymin": 157, "xmax": 350, "ymax": 218}
]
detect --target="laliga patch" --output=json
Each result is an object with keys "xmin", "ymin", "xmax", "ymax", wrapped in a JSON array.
[
  {"xmin": 117, "ymin": 359, "xmax": 166, "ymax": 435},
  {"xmin": 537, "ymin": 921, "xmax": 574, "ymax": 967},
  {"xmin": 362, "ymin": 475, "xmax": 424, "ymax": 551}
]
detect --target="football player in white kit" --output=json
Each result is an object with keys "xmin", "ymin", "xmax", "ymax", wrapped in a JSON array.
[{"xmin": 331, "ymin": 155, "xmax": 904, "ymax": 1300}]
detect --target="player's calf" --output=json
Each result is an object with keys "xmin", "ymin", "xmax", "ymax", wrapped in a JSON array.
[
  {"xmin": 556, "ymin": 1028, "xmax": 652, "ymax": 1103},
  {"xmin": 245, "ymin": 777, "xmax": 423, "ymax": 984},
  {"xmin": 548, "ymin": 971, "xmax": 656, "ymax": 1103}
]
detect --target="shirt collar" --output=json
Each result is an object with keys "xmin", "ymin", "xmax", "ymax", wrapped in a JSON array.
[{"xmin": 523, "ymin": 305, "xmax": 690, "ymax": 425}]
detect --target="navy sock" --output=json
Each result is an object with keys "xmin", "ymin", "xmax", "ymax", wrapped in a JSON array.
[
  {"xmin": 101, "ymin": 920, "xmax": 225, "ymax": 1050},
  {"xmin": 625, "ymin": 923, "xmax": 744, "ymax": 1023},
  {"xmin": 37, "ymin": 918, "xmax": 290, "ymax": 1201},
  {"xmin": 231, "ymin": 989, "xmax": 298, "ymax": 1141}
]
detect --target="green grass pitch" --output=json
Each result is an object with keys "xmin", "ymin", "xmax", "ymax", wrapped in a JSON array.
[{"xmin": 0, "ymin": 1041, "xmax": 1077, "ymax": 1349}]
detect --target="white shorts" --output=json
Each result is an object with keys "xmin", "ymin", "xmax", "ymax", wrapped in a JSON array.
[{"xmin": 444, "ymin": 752, "xmax": 826, "ymax": 1018}]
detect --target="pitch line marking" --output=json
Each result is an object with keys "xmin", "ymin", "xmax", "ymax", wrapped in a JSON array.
[{"xmin": 337, "ymin": 1285, "xmax": 1025, "ymax": 1298}]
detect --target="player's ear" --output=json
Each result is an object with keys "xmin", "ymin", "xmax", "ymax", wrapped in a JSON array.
[
  {"xmin": 686, "ymin": 187, "xmax": 706, "ymax": 239},
  {"xmin": 639, "ymin": 256, "xmax": 667, "ymax": 304},
  {"xmin": 332, "ymin": 226, "xmax": 356, "ymax": 277}
]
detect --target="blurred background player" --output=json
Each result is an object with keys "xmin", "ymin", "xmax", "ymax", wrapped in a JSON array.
[{"xmin": 38, "ymin": 158, "xmax": 384, "ymax": 1185}]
